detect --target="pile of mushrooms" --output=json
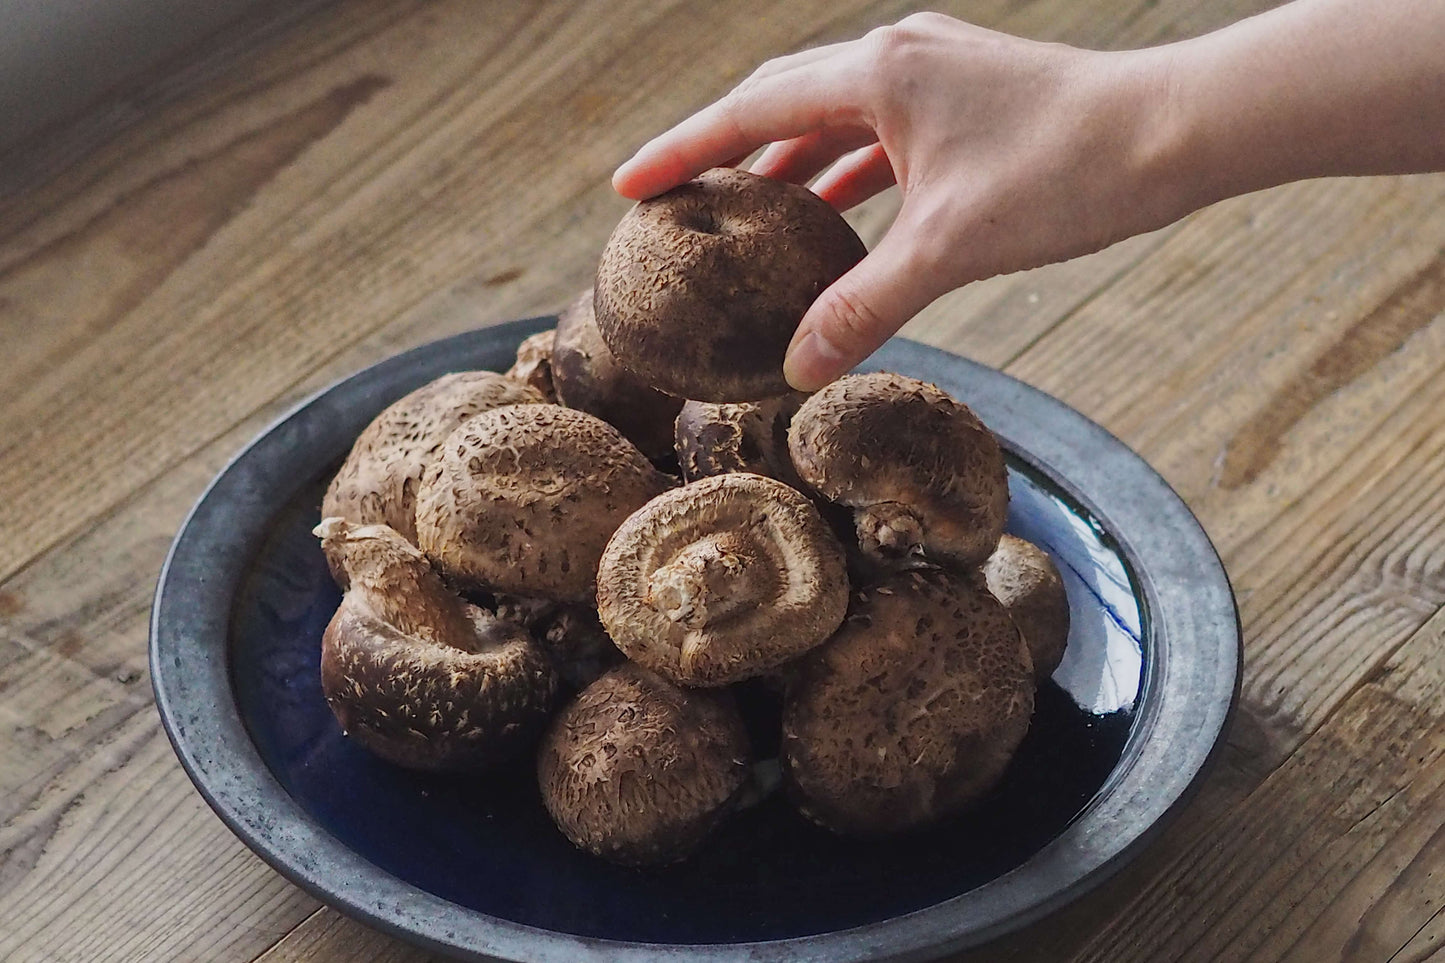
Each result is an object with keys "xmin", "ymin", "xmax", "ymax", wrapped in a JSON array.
[{"xmin": 314, "ymin": 167, "xmax": 1071, "ymax": 865}]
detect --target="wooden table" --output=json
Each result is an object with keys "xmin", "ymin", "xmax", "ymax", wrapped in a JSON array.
[{"xmin": 3, "ymin": 0, "xmax": 1444, "ymax": 960}]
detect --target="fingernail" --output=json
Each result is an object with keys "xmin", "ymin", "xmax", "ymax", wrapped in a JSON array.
[{"xmin": 784, "ymin": 330, "xmax": 848, "ymax": 392}]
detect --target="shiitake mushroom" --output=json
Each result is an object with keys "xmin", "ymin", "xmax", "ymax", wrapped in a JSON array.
[
  {"xmin": 506, "ymin": 330, "xmax": 558, "ymax": 402},
  {"xmin": 315, "ymin": 518, "xmax": 557, "ymax": 772},
  {"xmin": 674, "ymin": 392, "xmax": 808, "ymax": 486},
  {"xmin": 984, "ymin": 534, "xmax": 1071, "ymax": 680},
  {"xmin": 596, "ymin": 473, "xmax": 849, "ymax": 687},
  {"xmin": 538, "ymin": 663, "xmax": 750, "ymax": 866},
  {"xmin": 789, "ymin": 372, "xmax": 1009, "ymax": 571},
  {"xmin": 782, "ymin": 567, "xmax": 1035, "ymax": 836},
  {"xmin": 321, "ymin": 371, "xmax": 544, "ymax": 579},
  {"xmin": 594, "ymin": 168, "xmax": 867, "ymax": 402},
  {"xmin": 415, "ymin": 403, "xmax": 672, "ymax": 603},
  {"xmin": 552, "ymin": 288, "xmax": 683, "ymax": 464}
]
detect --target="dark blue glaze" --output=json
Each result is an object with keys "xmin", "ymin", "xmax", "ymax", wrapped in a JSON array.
[{"xmin": 230, "ymin": 460, "xmax": 1141, "ymax": 945}]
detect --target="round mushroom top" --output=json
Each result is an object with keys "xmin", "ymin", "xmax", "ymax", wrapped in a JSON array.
[
  {"xmin": 674, "ymin": 392, "xmax": 809, "ymax": 486},
  {"xmin": 783, "ymin": 567, "xmax": 1035, "ymax": 836},
  {"xmin": 552, "ymin": 288, "xmax": 683, "ymax": 463},
  {"xmin": 984, "ymin": 534, "xmax": 1071, "ymax": 680},
  {"xmin": 788, "ymin": 372, "xmax": 1009, "ymax": 569},
  {"xmin": 597, "ymin": 473, "xmax": 849, "ymax": 687},
  {"xmin": 315, "ymin": 518, "xmax": 557, "ymax": 773},
  {"xmin": 414, "ymin": 403, "xmax": 673, "ymax": 603},
  {"xmin": 537, "ymin": 663, "xmax": 750, "ymax": 866},
  {"xmin": 594, "ymin": 167, "xmax": 867, "ymax": 402},
  {"xmin": 322, "ymin": 370, "xmax": 545, "ymax": 546}
]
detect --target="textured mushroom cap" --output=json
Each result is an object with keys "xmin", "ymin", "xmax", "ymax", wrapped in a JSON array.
[
  {"xmin": 315, "ymin": 519, "xmax": 557, "ymax": 772},
  {"xmin": 594, "ymin": 168, "xmax": 867, "ymax": 402},
  {"xmin": 674, "ymin": 392, "xmax": 808, "ymax": 486},
  {"xmin": 597, "ymin": 473, "xmax": 849, "ymax": 686},
  {"xmin": 322, "ymin": 371, "xmax": 545, "ymax": 550},
  {"xmin": 782, "ymin": 568, "xmax": 1034, "ymax": 836},
  {"xmin": 552, "ymin": 288, "xmax": 683, "ymax": 463},
  {"xmin": 537, "ymin": 663, "xmax": 750, "ymax": 866},
  {"xmin": 984, "ymin": 534, "xmax": 1071, "ymax": 680},
  {"xmin": 506, "ymin": 329, "xmax": 558, "ymax": 402},
  {"xmin": 415, "ymin": 404, "xmax": 672, "ymax": 602},
  {"xmin": 789, "ymin": 372, "xmax": 1009, "ymax": 570}
]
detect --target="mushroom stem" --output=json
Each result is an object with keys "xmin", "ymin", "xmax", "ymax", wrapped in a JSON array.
[
  {"xmin": 644, "ymin": 533, "xmax": 773, "ymax": 628},
  {"xmin": 855, "ymin": 502, "xmax": 925, "ymax": 560}
]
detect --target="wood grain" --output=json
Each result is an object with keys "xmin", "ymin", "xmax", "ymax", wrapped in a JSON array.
[{"xmin": 5, "ymin": 0, "xmax": 1445, "ymax": 961}]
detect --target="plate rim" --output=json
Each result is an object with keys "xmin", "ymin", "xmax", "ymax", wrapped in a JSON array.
[{"xmin": 150, "ymin": 318, "xmax": 1241, "ymax": 963}]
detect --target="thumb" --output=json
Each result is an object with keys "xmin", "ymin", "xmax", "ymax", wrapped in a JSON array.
[{"xmin": 783, "ymin": 214, "xmax": 942, "ymax": 391}]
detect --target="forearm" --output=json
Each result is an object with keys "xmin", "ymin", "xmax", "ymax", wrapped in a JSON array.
[{"xmin": 1148, "ymin": 0, "xmax": 1445, "ymax": 215}]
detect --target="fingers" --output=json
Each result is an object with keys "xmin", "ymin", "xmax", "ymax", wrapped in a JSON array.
[
  {"xmin": 811, "ymin": 143, "xmax": 898, "ymax": 210},
  {"xmin": 783, "ymin": 211, "xmax": 942, "ymax": 391},
  {"xmin": 613, "ymin": 49, "xmax": 866, "ymax": 199},
  {"xmin": 749, "ymin": 127, "xmax": 879, "ymax": 184}
]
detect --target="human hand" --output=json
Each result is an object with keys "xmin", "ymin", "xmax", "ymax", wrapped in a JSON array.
[{"xmin": 612, "ymin": 13, "xmax": 1180, "ymax": 391}]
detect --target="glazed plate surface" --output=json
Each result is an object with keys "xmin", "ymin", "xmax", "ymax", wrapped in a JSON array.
[{"xmin": 151, "ymin": 318, "xmax": 1240, "ymax": 963}]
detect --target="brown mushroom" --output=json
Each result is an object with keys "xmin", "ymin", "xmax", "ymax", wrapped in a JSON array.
[
  {"xmin": 494, "ymin": 595, "xmax": 625, "ymax": 691},
  {"xmin": 322, "ymin": 371, "xmax": 544, "ymax": 557},
  {"xmin": 674, "ymin": 392, "xmax": 809, "ymax": 486},
  {"xmin": 415, "ymin": 403, "xmax": 672, "ymax": 602},
  {"xmin": 984, "ymin": 534, "xmax": 1071, "ymax": 680},
  {"xmin": 594, "ymin": 168, "xmax": 867, "ymax": 402},
  {"xmin": 552, "ymin": 288, "xmax": 683, "ymax": 463},
  {"xmin": 597, "ymin": 473, "xmax": 849, "ymax": 687},
  {"xmin": 782, "ymin": 567, "xmax": 1035, "ymax": 835},
  {"xmin": 315, "ymin": 518, "xmax": 557, "ymax": 772},
  {"xmin": 538, "ymin": 663, "xmax": 750, "ymax": 866},
  {"xmin": 505, "ymin": 330, "xmax": 558, "ymax": 402},
  {"xmin": 789, "ymin": 372, "xmax": 1009, "ymax": 571}
]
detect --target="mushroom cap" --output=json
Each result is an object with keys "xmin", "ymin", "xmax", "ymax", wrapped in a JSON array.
[
  {"xmin": 674, "ymin": 392, "xmax": 809, "ymax": 486},
  {"xmin": 594, "ymin": 168, "xmax": 867, "ymax": 402},
  {"xmin": 415, "ymin": 403, "xmax": 672, "ymax": 602},
  {"xmin": 788, "ymin": 372, "xmax": 1009, "ymax": 570},
  {"xmin": 782, "ymin": 567, "xmax": 1035, "ymax": 836},
  {"xmin": 537, "ymin": 663, "xmax": 750, "ymax": 866},
  {"xmin": 552, "ymin": 288, "xmax": 683, "ymax": 463},
  {"xmin": 315, "ymin": 519, "xmax": 557, "ymax": 772},
  {"xmin": 505, "ymin": 329, "xmax": 558, "ymax": 402},
  {"xmin": 984, "ymin": 534, "xmax": 1071, "ymax": 680},
  {"xmin": 322, "ymin": 371, "xmax": 544, "ymax": 548},
  {"xmin": 597, "ymin": 473, "xmax": 850, "ymax": 687}
]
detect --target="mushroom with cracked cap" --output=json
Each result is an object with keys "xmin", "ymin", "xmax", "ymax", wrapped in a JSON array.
[
  {"xmin": 538, "ymin": 663, "xmax": 751, "ymax": 865},
  {"xmin": 321, "ymin": 371, "xmax": 545, "ymax": 580},
  {"xmin": 315, "ymin": 518, "xmax": 557, "ymax": 772},
  {"xmin": 783, "ymin": 567, "xmax": 1035, "ymax": 835},
  {"xmin": 415, "ymin": 403, "xmax": 672, "ymax": 603},
  {"xmin": 984, "ymin": 534, "xmax": 1071, "ymax": 680},
  {"xmin": 789, "ymin": 372, "xmax": 1009, "ymax": 571},
  {"xmin": 594, "ymin": 167, "xmax": 867, "ymax": 402},
  {"xmin": 597, "ymin": 472, "xmax": 849, "ymax": 687}
]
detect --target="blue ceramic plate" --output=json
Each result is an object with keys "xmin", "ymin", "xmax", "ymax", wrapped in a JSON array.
[{"xmin": 151, "ymin": 319, "xmax": 1239, "ymax": 963}]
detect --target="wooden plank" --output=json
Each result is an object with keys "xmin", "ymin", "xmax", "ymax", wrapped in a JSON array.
[
  {"xmin": 0, "ymin": 0, "xmax": 1283, "ymax": 590},
  {"xmin": 7, "ymin": 0, "xmax": 1441, "ymax": 961},
  {"xmin": 253, "ymin": 910, "xmax": 440, "ymax": 963}
]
